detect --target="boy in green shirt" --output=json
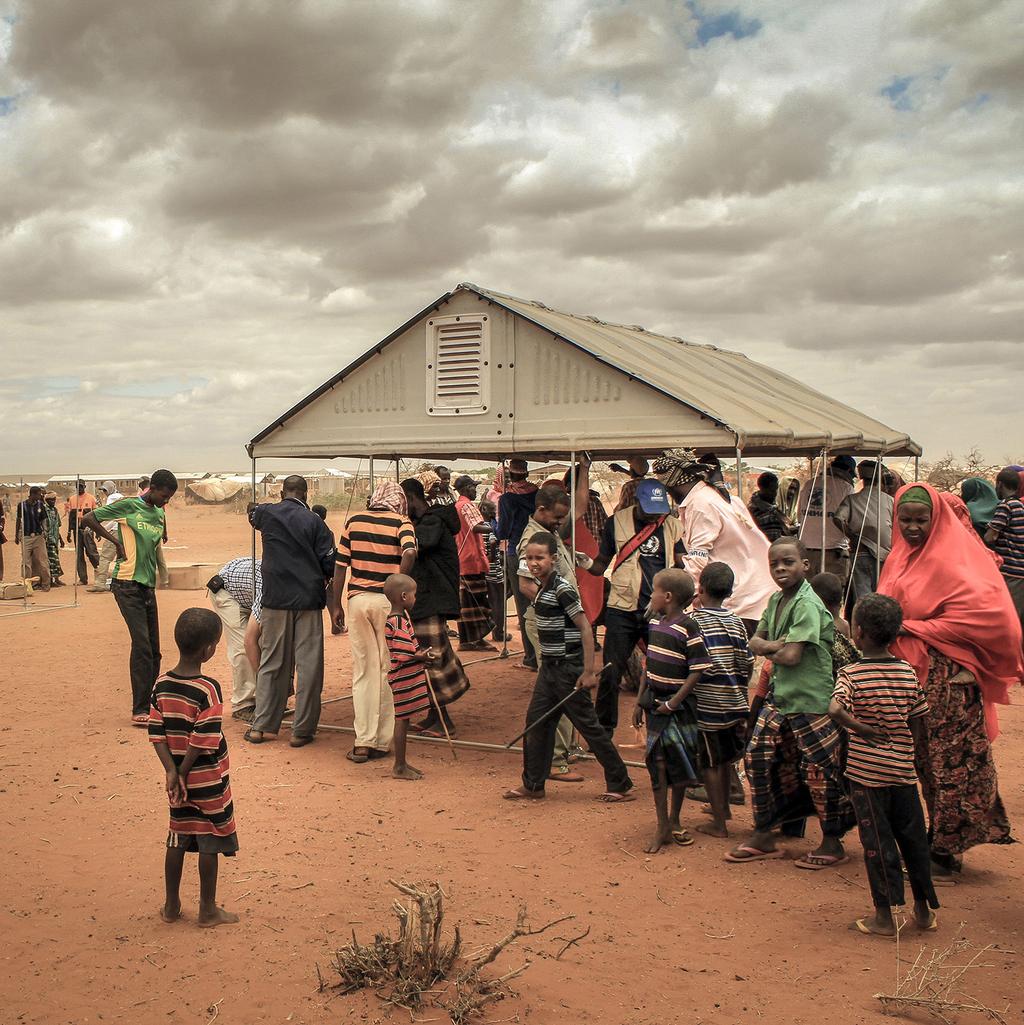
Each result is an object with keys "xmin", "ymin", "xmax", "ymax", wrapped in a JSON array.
[
  {"xmin": 84, "ymin": 470, "xmax": 178, "ymax": 725},
  {"xmin": 726, "ymin": 538, "xmax": 854, "ymax": 868}
]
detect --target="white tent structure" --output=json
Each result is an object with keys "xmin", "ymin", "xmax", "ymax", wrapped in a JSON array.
[{"xmin": 249, "ymin": 282, "xmax": 920, "ymax": 464}]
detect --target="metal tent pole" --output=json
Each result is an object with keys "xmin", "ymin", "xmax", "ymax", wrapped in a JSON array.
[
  {"xmin": 820, "ymin": 448, "xmax": 828, "ymax": 574},
  {"xmin": 914, "ymin": 456, "xmax": 920, "ymax": 482},
  {"xmin": 251, "ymin": 456, "xmax": 257, "ymax": 609},
  {"xmin": 308, "ymin": 720, "xmax": 645, "ymax": 769},
  {"xmin": 734, "ymin": 444, "xmax": 744, "ymax": 501}
]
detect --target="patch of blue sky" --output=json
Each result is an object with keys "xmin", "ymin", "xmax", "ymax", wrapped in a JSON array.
[
  {"xmin": 881, "ymin": 75, "xmax": 914, "ymax": 110},
  {"xmin": 104, "ymin": 376, "xmax": 207, "ymax": 399},
  {"xmin": 685, "ymin": 1, "xmax": 762, "ymax": 47},
  {"xmin": 881, "ymin": 66, "xmax": 950, "ymax": 111},
  {"xmin": 33, "ymin": 376, "xmax": 82, "ymax": 395}
]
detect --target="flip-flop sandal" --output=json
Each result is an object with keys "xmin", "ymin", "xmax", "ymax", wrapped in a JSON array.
[
  {"xmin": 794, "ymin": 853, "xmax": 850, "ymax": 871},
  {"xmin": 346, "ymin": 749, "xmax": 370, "ymax": 763},
  {"xmin": 131, "ymin": 715, "xmax": 149, "ymax": 727},
  {"xmin": 367, "ymin": 748, "xmax": 390, "ymax": 760},
  {"xmin": 916, "ymin": 915, "xmax": 939, "ymax": 931},
  {"xmin": 513, "ymin": 662, "xmax": 538, "ymax": 672},
  {"xmin": 672, "ymin": 830, "xmax": 695, "ymax": 846},
  {"xmin": 851, "ymin": 918, "xmax": 896, "ymax": 937},
  {"xmin": 596, "ymin": 791, "xmax": 636, "ymax": 803},
  {"xmin": 548, "ymin": 768, "xmax": 585, "ymax": 783},
  {"xmin": 243, "ymin": 730, "xmax": 264, "ymax": 745},
  {"xmin": 724, "ymin": 845, "xmax": 786, "ymax": 863},
  {"xmin": 503, "ymin": 788, "xmax": 544, "ymax": 800}
]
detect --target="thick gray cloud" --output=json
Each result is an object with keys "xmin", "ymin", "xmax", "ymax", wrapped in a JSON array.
[{"xmin": 0, "ymin": 0, "xmax": 1021, "ymax": 473}]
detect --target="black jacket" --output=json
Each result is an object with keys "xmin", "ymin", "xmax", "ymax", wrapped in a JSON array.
[
  {"xmin": 250, "ymin": 498, "xmax": 336, "ymax": 610},
  {"xmin": 409, "ymin": 505, "xmax": 460, "ymax": 621}
]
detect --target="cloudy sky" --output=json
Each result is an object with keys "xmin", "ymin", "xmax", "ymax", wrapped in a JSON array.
[{"xmin": 1, "ymin": 0, "xmax": 1021, "ymax": 474}]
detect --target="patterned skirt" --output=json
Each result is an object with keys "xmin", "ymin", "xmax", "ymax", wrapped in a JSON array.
[
  {"xmin": 644, "ymin": 700, "xmax": 701, "ymax": 788},
  {"xmin": 46, "ymin": 537, "xmax": 63, "ymax": 578},
  {"xmin": 413, "ymin": 615, "xmax": 471, "ymax": 707},
  {"xmin": 915, "ymin": 650, "xmax": 1013, "ymax": 868},
  {"xmin": 458, "ymin": 573, "xmax": 493, "ymax": 644}
]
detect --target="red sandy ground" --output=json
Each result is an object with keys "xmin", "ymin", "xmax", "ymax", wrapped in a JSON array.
[{"xmin": 2, "ymin": 504, "xmax": 1021, "ymax": 1025}]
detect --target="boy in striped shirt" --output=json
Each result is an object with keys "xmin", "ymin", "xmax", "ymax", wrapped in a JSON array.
[
  {"xmin": 691, "ymin": 563, "xmax": 754, "ymax": 839},
  {"xmin": 503, "ymin": 532, "xmax": 634, "ymax": 804},
  {"xmin": 383, "ymin": 574, "xmax": 438, "ymax": 781},
  {"xmin": 150, "ymin": 608, "xmax": 239, "ymax": 928},
  {"xmin": 829, "ymin": 593, "xmax": 938, "ymax": 936},
  {"xmin": 985, "ymin": 467, "xmax": 1024, "ymax": 639}
]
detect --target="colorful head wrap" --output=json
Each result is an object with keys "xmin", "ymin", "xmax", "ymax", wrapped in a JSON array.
[
  {"xmin": 415, "ymin": 470, "xmax": 441, "ymax": 495},
  {"xmin": 368, "ymin": 480, "xmax": 408, "ymax": 516},
  {"xmin": 960, "ymin": 478, "xmax": 999, "ymax": 531},
  {"xmin": 652, "ymin": 450, "xmax": 707, "ymax": 489},
  {"xmin": 898, "ymin": 485, "xmax": 932, "ymax": 508}
]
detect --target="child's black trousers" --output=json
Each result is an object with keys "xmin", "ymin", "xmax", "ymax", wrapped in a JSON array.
[
  {"xmin": 521, "ymin": 658, "xmax": 633, "ymax": 795},
  {"xmin": 848, "ymin": 781, "xmax": 939, "ymax": 910}
]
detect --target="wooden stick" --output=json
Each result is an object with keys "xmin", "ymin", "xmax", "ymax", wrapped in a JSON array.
[{"xmin": 422, "ymin": 673, "xmax": 458, "ymax": 762}]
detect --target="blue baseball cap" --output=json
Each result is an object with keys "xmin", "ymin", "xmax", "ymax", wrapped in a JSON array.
[{"xmin": 636, "ymin": 479, "xmax": 671, "ymax": 515}]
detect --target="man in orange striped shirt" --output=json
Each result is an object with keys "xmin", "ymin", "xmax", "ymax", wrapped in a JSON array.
[{"xmin": 331, "ymin": 481, "xmax": 417, "ymax": 763}]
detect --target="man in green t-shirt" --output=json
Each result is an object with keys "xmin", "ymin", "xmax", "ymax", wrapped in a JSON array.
[
  {"xmin": 84, "ymin": 469, "xmax": 178, "ymax": 725},
  {"xmin": 726, "ymin": 537, "xmax": 854, "ymax": 869}
]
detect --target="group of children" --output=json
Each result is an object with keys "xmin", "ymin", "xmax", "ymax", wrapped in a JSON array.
[
  {"xmin": 502, "ymin": 530, "xmax": 939, "ymax": 937},
  {"xmin": 149, "ymin": 529, "xmax": 936, "ymax": 936}
]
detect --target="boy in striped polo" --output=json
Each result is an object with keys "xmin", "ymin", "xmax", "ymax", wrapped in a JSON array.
[
  {"xmin": 985, "ymin": 467, "xmax": 1024, "ymax": 640},
  {"xmin": 830, "ymin": 593, "xmax": 938, "ymax": 936},
  {"xmin": 691, "ymin": 563, "xmax": 754, "ymax": 839},
  {"xmin": 504, "ymin": 532, "xmax": 634, "ymax": 803},
  {"xmin": 150, "ymin": 608, "xmax": 239, "ymax": 928}
]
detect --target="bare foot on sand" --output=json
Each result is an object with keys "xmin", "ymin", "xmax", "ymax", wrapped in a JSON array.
[
  {"xmin": 644, "ymin": 826, "xmax": 674, "ymax": 854},
  {"xmin": 393, "ymin": 764, "xmax": 423, "ymax": 781},
  {"xmin": 198, "ymin": 906, "xmax": 239, "ymax": 928},
  {"xmin": 696, "ymin": 822, "xmax": 729, "ymax": 838},
  {"xmin": 159, "ymin": 903, "xmax": 181, "ymax": 924}
]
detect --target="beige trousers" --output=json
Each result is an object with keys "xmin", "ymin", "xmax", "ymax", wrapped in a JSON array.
[
  {"xmin": 21, "ymin": 534, "xmax": 51, "ymax": 589},
  {"xmin": 348, "ymin": 592, "xmax": 395, "ymax": 751},
  {"xmin": 208, "ymin": 588, "xmax": 256, "ymax": 710},
  {"xmin": 94, "ymin": 538, "xmax": 117, "ymax": 588}
]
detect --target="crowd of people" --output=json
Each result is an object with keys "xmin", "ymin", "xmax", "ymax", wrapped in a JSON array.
[{"xmin": 45, "ymin": 453, "xmax": 1023, "ymax": 930}]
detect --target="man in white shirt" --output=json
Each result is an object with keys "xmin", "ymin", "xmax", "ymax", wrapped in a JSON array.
[
  {"xmin": 87, "ymin": 480, "xmax": 123, "ymax": 592},
  {"xmin": 654, "ymin": 456, "xmax": 776, "ymax": 634}
]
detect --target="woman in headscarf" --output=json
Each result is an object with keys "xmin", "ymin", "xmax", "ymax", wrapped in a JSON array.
[
  {"xmin": 960, "ymin": 478, "xmax": 999, "ymax": 536},
  {"xmin": 878, "ymin": 482, "xmax": 1022, "ymax": 882},
  {"xmin": 400, "ymin": 478, "xmax": 470, "ymax": 738}
]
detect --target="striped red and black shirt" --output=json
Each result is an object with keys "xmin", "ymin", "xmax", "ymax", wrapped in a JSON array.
[
  {"xmin": 337, "ymin": 511, "xmax": 417, "ymax": 594},
  {"xmin": 832, "ymin": 658, "xmax": 928, "ymax": 787},
  {"xmin": 149, "ymin": 672, "xmax": 236, "ymax": 838}
]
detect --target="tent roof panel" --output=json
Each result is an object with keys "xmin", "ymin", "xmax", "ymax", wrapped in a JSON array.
[{"xmin": 249, "ymin": 283, "xmax": 920, "ymax": 460}]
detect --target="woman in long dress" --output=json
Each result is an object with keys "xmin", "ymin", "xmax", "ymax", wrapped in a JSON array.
[{"xmin": 878, "ymin": 483, "xmax": 1023, "ymax": 882}]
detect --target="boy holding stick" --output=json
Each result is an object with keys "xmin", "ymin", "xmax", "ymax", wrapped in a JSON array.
[{"xmin": 503, "ymin": 532, "xmax": 635, "ymax": 803}]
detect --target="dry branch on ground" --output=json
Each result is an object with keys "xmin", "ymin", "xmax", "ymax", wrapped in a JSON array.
[
  {"xmin": 323, "ymin": 880, "xmax": 579, "ymax": 1025},
  {"xmin": 875, "ymin": 934, "xmax": 1009, "ymax": 1024}
]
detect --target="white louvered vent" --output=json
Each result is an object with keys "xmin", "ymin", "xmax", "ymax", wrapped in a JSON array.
[{"xmin": 425, "ymin": 313, "xmax": 490, "ymax": 416}]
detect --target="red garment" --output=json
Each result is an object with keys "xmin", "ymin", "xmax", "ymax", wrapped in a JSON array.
[
  {"xmin": 572, "ymin": 517, "xmax": 604, "ymax": 624},
  {"xmin": 939, "ymin": 493, "xmax": 1002, "ymax": 569},
  {"xmin": 878, "ymin": 482, "xmax": 1024, "ymax": 740},
  {"xmin": 455, "ymin": 495, "xmax": 489, "ymax": 576}
]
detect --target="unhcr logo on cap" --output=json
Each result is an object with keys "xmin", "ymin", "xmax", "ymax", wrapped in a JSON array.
[{"xmin": 636, "ymin": 479, "xmax": 671, "ymax": 515}]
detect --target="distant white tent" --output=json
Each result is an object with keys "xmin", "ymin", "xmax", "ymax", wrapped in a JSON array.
[{"xmin": 249, "ymin": 283, "xmax": 920, "ymax": 462}]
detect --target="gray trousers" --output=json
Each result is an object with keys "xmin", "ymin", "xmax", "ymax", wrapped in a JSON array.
[{"xmin": 253, "ymin": 607, "xmax": 324, "ymax": 738}]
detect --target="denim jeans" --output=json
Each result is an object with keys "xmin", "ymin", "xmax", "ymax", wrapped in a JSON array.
[{"xmin": 111, "ymin": 580, "xmax": 161, "ymax": 716}]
